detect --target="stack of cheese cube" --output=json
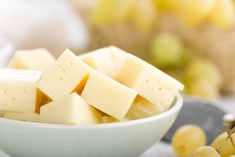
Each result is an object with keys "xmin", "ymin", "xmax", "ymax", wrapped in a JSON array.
[{"xmin": 0, "ymin": 46, "xmax": 183, "ymax": 125}]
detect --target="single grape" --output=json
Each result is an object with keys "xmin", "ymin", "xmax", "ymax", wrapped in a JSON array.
[
  {"xmin": 114, "ymin": 0, "xmax": 133, "ymax": 24},
  {"xmin": 150, "ymin": 32, "xmax": 184, "ymax": 67},
  {"xmin": 189, "ymin": 146, "xmax": 221, "ymax": 157},
  {"xmin": 90, "ymin": 0, "xmax": 119, "ymax": 26},
  {"xmin": 210, "ymin": 0, "xmax": 235, "ymax": 29},
  {"xmin": 131, "ymin": 0, "xmax": 157, "ymax": 31},
  {"xmin": 186, "ymin": 79, "xmax": 220, "ymax": 100},
  {"xmin": 176, "ymin": 0, "xmax": 215, "ymax": 27},
  {"xmin": 211, "ymin": 132, "xmax": 235, "ymax": 157},
  {"xmin": 172, "ymin": 125, "xmax": 207, "ymax": 157},
  {"xmin": 185, "ymin": 59, "xmax": 222, "ymax": 88}
]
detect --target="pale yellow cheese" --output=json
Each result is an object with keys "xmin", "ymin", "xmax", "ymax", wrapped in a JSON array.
[
  {"xmin": 38, "ymin": 49, "xmax": 90, "ymax": 100},
  {"xmin": 4, "ymin": 112, "xmax": 40, "ymax": 122},
  {"xmin": 81, "ymin": 69, "xmax": 137, "ymax": 120},
  {"xmin": 8, "ymin": 48, "xmax": 55, "ymax": 71},
  {"xmin": 0, "ymin": 68, "xmax": 43, "ymax": 112},
  {"xmin": 125, "ymin": 96, "xmax": 163, "ymax": 120},
  {"xmin": 117, "ymin": 54, "xmax": 184, "ymax": 110},
  {"xmin": 79, "ymin": 48, "xmax": 116, "ymax": 78},
  {"xmin": 102, "ymin": 116, "xmax": 129, "ymax": 123},
  {"xmin": 79, "ymin": 46, "xmax": 127, "ymax": 79},
  {"xmin": 40, "ymin": 93, "xmax": 101, "ymax": 125},
  {"xmin": 102, "ymin": 116, "xmax": 119, "ymax": 123}
]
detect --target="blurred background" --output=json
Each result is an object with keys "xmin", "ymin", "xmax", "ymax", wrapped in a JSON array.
[{"xmin": 0, "ymin": 0, "xmax": 235, "ymax": 101}]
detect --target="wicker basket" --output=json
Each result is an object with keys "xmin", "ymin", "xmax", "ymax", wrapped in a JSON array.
[{"xmin": 157, "ymin": 15, "xmax": 235, "ymax": 94}]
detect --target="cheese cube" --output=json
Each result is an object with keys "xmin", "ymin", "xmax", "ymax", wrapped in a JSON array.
[
  {"xmin": 40, "ymin": 93, "xmax": 101, "ymax": 125},
  {"xmin": 8, "ymin": 48, "xmax": 55, "ymax": 71},
  {"xmin": 79, "ymin": 48, "xmax": 116, "ymax": 78},
  {"xmin": 0, "ymin": 68, "xmax": 43, "ymax": 112},
  {"xmin": 38, "ymin": 49, "xmax": 89, "ymax": 100},
  {"xmin": 108, "ymin": 46, "xmax": 128, "ymax": 73},
  {"xmin": 81, "ymin": 69, "xmax": 137, "ymax": 120},
  {"xmin": 125, "ymin": 96, "xmax": 164, "ymax": 120},
  {"xmin": 79, "ymin": 46, "xmax": 127, "ymax": 79},
  {"xmin": 117, "ymin": 54, "xmax": 184, "ymax": 110},
  {"xmin": 4, "ymin": 112, "xmax": 40, "ymax": 122}
]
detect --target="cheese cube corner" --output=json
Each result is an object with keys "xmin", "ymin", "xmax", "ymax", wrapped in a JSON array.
[
  {"xmin": 40, "ymin": 93, "xmax": 101, "ymax": 125},
  {"xmin": 0, "ymin": 68, "xmax": 43, "ymax": 112},
  {"xmin": 80, "ymin": 48, "xmax": 116, "ymax": 78},
  {"xmin": 4, "ymin": 112, "xmax": 40, "ymax": 122},
  {"xmin": 81, "ymin": 70, "xmax": 137, "ymax": 120},
  {"xmin": 8, "ymin": 48, "xmax": 55, "ymax": 71},
  {"xmin": 79, "ymin": 46, "xmax": 127, "ymax": 79},
  {"xmin": 38, "ymin": 49, "xmax": 89, "ymax": 100},
  {"xmin": 117, "ymin": 54, "xmax": 184, "ymax": 110}
]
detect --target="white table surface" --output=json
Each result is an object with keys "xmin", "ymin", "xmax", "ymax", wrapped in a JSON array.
[{"xmin": 0, "ymin": 97, "xmax": 234, "ymax": 157}]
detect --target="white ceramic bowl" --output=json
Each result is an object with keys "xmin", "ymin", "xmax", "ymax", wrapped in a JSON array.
[{"xmin": 0, "ymin": 95, "xmax": 183, "ymax": 157}]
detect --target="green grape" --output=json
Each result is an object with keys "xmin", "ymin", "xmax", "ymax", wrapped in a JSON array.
[
  {"xmin": 172, "ymin": 125, "xmax": 207, "ymax": 157},
  {"xmin": 189, "ymin": 146, "xmax": 221, "ymax": 157},
  {"xmin": 210, "ymin": 0, "xmax": 235, "ymax": 29},
  {"xmin": 131, "ymin": 0, "xmax": 157, "ymax": 31},
  {"xmin": 114, "ymin": 0, "xmax": 133, "ymax": 24},
  {"xmin": 90, "ymin": 0, "xmax": 119, "ymax": 26},
  {"xmin": 185, "ymin": 59, "xmax": 222, "ymax": 88},
  {"xmin": 187, "ymin": 79, "xmax": 220, "ymax": 100},
  {"xmin": 212, "ymin": 132, "xmax": 235, "ymax": 157},
  {"xmin": 153, "ymin": 0, "xmax": 178, "ymax": 11},
  {"xmin": 150, "ymin": 32, "xmax": 184, "ymax": 67},
  {"xmin": 176, "ymin": 0, "xmax": 215, "ymax": 27}
]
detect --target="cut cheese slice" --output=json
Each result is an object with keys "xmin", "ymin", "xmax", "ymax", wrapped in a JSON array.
[
  {"xmin": 4, "ymin": 112, "xmax": 40, "ymax": 122},
  {"xmin": 125, "ymin": 96, "xmax": 163, "ymax": 120},
  {"xmin": 8, "ymin": 48, "xmax": 55, "ymax": 71},
  {"xmin": 78, "ymin": 46, "xmax": 127, "ymax": 79},
  {"xmin": 40, "ymin": 93, "xmax": 101, "ymax": 125},
  {"xmin": 117, "ymin": 54, "xmax": 184, "ymax": 110},
  {"xmin": 38, "ymin": 49, "xmax": 89, "ymax": 100},
  {"xmin": 81, "ymin": 69, "xmax": 137, "ymax": 120},
  {"xmin": 0, "ymin": 68, "xmax": 43, "ymax": 112}
]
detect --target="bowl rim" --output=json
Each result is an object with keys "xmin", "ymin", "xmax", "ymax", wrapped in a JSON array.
[{"xmin": 0, "ymin": 94, "xmax": 183, "ymax": 130}]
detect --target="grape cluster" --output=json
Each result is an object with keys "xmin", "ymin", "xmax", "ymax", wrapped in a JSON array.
[
  {"xmin": 91, "ymin": 0, "xmax": 235, "ymax": 29},
  {"xmin": 153, "ymin": 0, "xmax": 235, "ymax": 29},
  {"xmin": 150, "ymin": 32, "xmax": 222, "ymax": 100},
  {"xmin": 172, "ymin": 125, "xmax": 235, "ymax": 157},
  {"xmin": 91, "ymin": 0, "xmax": 156, "ymax": 31}
]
